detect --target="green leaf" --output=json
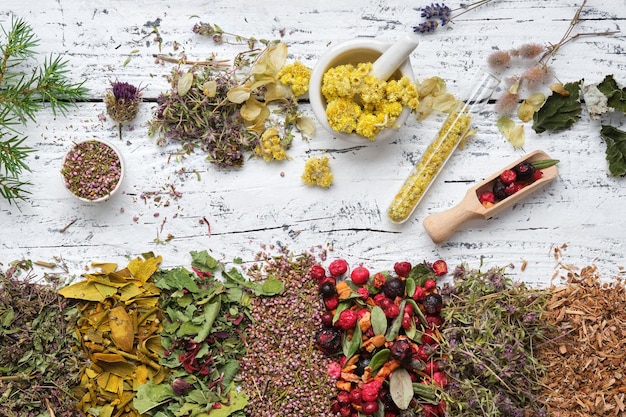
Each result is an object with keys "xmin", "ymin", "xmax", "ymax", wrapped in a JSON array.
[
  {"xmin": 407, "ymin": 263, "xmax": 435, "ymax": 287},
  {"xmin": 532, "ymin": 80, "xmax": 582, "ymax": 133},
  {"xmin": 194, "ymin": 299, "xmax": 221, "ymax": 342},
  {"xmin": 596, "ymin": 74, "xmax": 626, "ymax": 114},
  {"xmin": 344, "ymin": 321, "xmax": 362, "ymax": 359},
  {"xmin": 134, "ymin": 381, "xmax": 174, "ymax": 414},
  {"xmin": 600, "ymin": 125, "xmax": 626, "ymax": 176},
  {"xmin": 370, "ymin": 306, "xmax": 388, "ymax": 336},
  {"xmin": 389, "ymin": 367, "xmax": 414, "ymax": 410},
  {"xmin": 258, "ymin": 276, "xmax": 284, "ymax": 296},
  {"xmin": 369, "ymin": 348, "xmax": 391, "ymax": 374},
  {"xmin": 385, "ymin": 300, "xmax": 405, "ymax": 342},
  {"xmin": 190, "ymin": 250, "xmax": 219, "ymax": 271}
]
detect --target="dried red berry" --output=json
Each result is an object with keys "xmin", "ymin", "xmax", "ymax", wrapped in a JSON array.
[
  {"xmin": 362, "ymin": 401, "xmax": 379, "ymax": 415},
  {"xmin": 424, "ymin": 278, "xmax": 437, "ymax": 290},
  {"xmin": 412, "ymin": 285, "xmax": 426, "ymax": 301},
  {"xmin": 315, "ymin": 328, "xmax": 342, "ymax": 354},
  {"xmin": 383, "ymin": 303, "xmax": 400, "ymax": 319},
  {"xmin": 324, "ymin": 295, "xmax": 339, "ymax": 310},
  {"xmin": 335, "ymin": 309, "xmax": 358, "ymax": 330},
  {"xmin": 350, "ymin": 265, "xmax": 370, "ymax": 285},
  {"xmin": 329, "ymin": 259, "xmax": 348, "ymax": 276},
  {"xmin": 321, "ymin": 311, "xmax": 334, "ymax": 327},
  {"xmin": 432, "ymin": 371, "xmax": 448, "ymax": 387},
  {"xmin": 337, "ymin": 390, "xmax": 350, "ymax": 404},
  {"xmin": 479, "ymin": 191, "xmax": 495, "ymax": 204},
  {"xmin": 310, "ymin": 264, "xmax": 326, "ymax": 281},
  {"xmin": 361, "ymin": 380, "xmax": 382, "ymax": 402},
  {"xmin": 533, "ymin": 169, "xmax": 544, "ymax": 181},
  {"xmin": 500, "ymin": 169, "xmax": 517, "ymax": 184},
  {"xmin": 432, "ymin": 260, "xmax": 448, "ymax": 276},
  {"xmin": 393, "ymin": 261, "xmax": 412, "ymax": 277},
  {"xmin": 348, "ymin": 387, "xmax": 363, "ymax": 405},
  {"xmin": 372, "ymin": 272, "xmax": 386, "ymax": 289},
  {"xmin": 390, "ymin": 339, "xmax": 412, "ymax": 362}
]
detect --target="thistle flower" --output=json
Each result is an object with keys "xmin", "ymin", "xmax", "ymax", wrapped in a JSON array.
[{"xmin": 104, "ymin": 80, "xmax": 142, "ymax": 122}]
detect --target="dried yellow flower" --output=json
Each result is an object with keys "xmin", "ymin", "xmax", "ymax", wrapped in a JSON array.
[
  {"xmin": 302, "ymin": 156, "xmax": 333, "ymax": 187},
  {"xmin": 277, "ymin": 61, "xmax": 312, "ymax": 97}
]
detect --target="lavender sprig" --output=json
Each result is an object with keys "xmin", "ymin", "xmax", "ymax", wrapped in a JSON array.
[{"xmin": 414, "ymin": 0, "xmax": 495, "ymax": 33}]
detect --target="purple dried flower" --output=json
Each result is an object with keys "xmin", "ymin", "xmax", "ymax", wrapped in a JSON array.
[
  {"xmin": 112, "ymin": 81, "xmax": 140, "ymax": 102},
  {"xmin": 105, "ymin": 80, "xmax": 142, "ymax": 122}
]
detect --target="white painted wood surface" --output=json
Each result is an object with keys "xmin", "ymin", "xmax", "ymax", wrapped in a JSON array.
[{"xmin": 1, "ymin": 0, "xmax": 625, "ymax": 285}]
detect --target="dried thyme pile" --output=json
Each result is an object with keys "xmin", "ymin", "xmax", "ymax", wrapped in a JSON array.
[
  {"xmin": 0, "ymin": 262, "xmax": 85, "ymax": 417},
  {"xmin": 438, "ymin": 263, "xmax": 550, "ymax": 417}
]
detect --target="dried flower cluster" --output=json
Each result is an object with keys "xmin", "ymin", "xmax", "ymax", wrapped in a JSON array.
[
  {"xmin": 238, "ymin": 245, "xmax": 337, "ymax": 417},
  {"xmin": 301, "ymin": 156, "xmax": 334, "ymax": 188},
  {"xmin": 150, "ymin": 36, "xmax": 314, "ymax": 168},
  {"xmin": 321, "ymin": 62, "xmax": 419, "ymax": 140},
  {"xmin": 413, "ymin": 1, "xmax": 495, "ymax": 33},
  {"xmin": 61, "ymin": 140, "xmax": 123, "ymax": 201}
]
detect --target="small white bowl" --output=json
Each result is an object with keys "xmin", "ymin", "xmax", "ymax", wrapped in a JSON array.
[
  {"xmin": 309, "ymin": 38, "xmax": 415, "ymax": 144},
  {"xmin": 61, "ymin": 139, "xmax": 125, "ymax": 203}
]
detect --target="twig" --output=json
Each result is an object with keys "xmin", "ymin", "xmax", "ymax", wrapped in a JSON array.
[
  {"xmin": 153, "ymin": 54, "xmax": 230, "ymax": 66},
  {"xmin": 59, "ymin": 218, "xmax": 77, "ymax": 233}
]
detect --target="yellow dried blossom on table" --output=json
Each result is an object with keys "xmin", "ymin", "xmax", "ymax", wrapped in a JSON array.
[
  {"xmin": 255, "ymin": 126, "xmax": 290, "ymax": 161},
  {"xmin": 302, "ymin": 156, "xmax": 333, "ymax": 187},
  {"xmin": 321, "ymin": 62, "xmax": 419, "ymax": 140},
  {"xmin": 277, "ymin": 61, "xmax": 312, "ymax": 97}
]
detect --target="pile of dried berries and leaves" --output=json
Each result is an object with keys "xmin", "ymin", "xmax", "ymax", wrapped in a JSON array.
[
  {"xmin": 439, "ymin": 263, "xmax": 551, "ymax": 417},
  {"xmin": 57, "ymin": 254, "xmax": 166, "ymax": 417},
  {"xmin": 0, "ymin": 261, "xmax": 86, "ymax": 417},
  {"xmin": 536, "ymin": 265, "xmax": 626, "ymax": 417},
  {"xmin": 149, "ymin": 24, "xmax": 314, "ymax": 168}
]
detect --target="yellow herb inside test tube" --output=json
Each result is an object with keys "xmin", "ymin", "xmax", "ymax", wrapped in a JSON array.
[{"xmin": 387, "ymin": 71, "xmax": 500, "ymax": 223}]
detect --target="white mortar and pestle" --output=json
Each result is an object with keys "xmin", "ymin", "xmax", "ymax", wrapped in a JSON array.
[{"xmin": 309, "ymin": 33, "xmax": 420, "ymax": 143}]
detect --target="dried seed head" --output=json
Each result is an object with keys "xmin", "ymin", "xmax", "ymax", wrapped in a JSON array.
[
  {"xmin": 487, "ymin": 50, "xmax": 512, "ymax": 71},
  {"xmin": 517, "ymin": 42, "xmax": 545, "ymax": 59},
  {"xmin": 105, "ymin": 81, "xmax": 142, "ymax": 122},
  {"xmin": 495, "ymin": 91, "xmax": 520, "ymax": 115},
  {"xmin": 521, "ymin": 65, "xmax": 552, "ymax": 89}
]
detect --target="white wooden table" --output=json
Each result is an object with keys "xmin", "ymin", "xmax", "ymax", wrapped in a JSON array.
[{"xmin": 1, "ymin": 0, "xmax": 625, "ymax": 286}]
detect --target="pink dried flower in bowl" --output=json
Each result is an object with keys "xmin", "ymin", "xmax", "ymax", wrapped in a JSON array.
[{"xmin": 61, "ymin": 139, "xmax": 124, "ymax": 202}]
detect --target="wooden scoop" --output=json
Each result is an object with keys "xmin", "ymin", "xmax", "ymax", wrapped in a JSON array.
[{"xmin": 422, "ymin": 150, "xmax": 559, "ymax": 244}]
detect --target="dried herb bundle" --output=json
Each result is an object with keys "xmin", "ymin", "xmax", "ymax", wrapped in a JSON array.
[
  {"xmin": 439, "ymin": 263, "xmax": 550, "ymax": 417},
  {"xmin": 0, "ymin": 262, "xmax": 85, "ymax": 417},
  {"xmin": 537, "ymin": 265, "xmax": 626, "ymax": 416}
]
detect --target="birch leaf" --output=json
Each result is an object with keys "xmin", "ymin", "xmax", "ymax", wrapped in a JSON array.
[
  {"xmin": 370, "ymin": 306, "xmax": 387, "ymax": 336},
  {"xmin": 389, "ymin": 367, "xmax": 413, "ymax": 409},
  {"xmin": 177, "ymin": 72, "xmax": 194, "ymax": 96},
  {"xmin": 369, "ymin": 348, "xmax": 391, "ymax": 374},
  {"xmin": 532, "ymin": 80, "xmax": 582, "ymax": 133},
  {"xmin": 600, "ymin": 124, "xmax": 626, "ymax": 176}
]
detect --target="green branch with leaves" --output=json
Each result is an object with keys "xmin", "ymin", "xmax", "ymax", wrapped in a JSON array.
[{"xmin": 0, "ymin": 16, "xmax": 88, "ymax": 204}]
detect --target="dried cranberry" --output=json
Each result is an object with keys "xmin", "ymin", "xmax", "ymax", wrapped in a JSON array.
[
  {"xmin": 412, "ymin": 285, "xmax": 426, "ymax": 301},
  {"xmin": 362, "ymin": 401, "xmax": 379, "ymax": 415},
  {"xmin": 335, "ymin": 309, "xmax": 358, "ymax": 330},
  {"xmin": 329, "ymin": 259, "xmax": 348, "ymax": 276},
  {"xmin": 349, "ymin": 387, "xmax": 363, "ymax": 405},
  {"xmin": 310, "ymin": 264, "xmax": 326, "ymax": 281},
  {"xmin": 320, "ymin": 311, "xmax": 334, "ymax": 327},
  {"xmin": 432, "ymin": 260, "xmax": 448, "ymax": 276},
  {"xmin": 500, "ymin": 169, "xmax": 517, "ymax": 184},
  {"xmin": 479, "ymin": 191, "xmax": 495, "ymax": 205},
  {"xmin": 337, "ymin": 390, "xmax": 350, "ymax": 404},
  {"xmin": 324, "ymin": 295, "xmax": 339, "ymax": 310},
  {"xmin": 350, "ymin": 265, "xmax": 370, "ymax": 285},
  {"xmin": 424, "ymin": 278, "xmax": 437, "ymax": 290},
  {"xmin": 393, "ymin": 261, "xmax": 412, "ymax": 277},
  {"xmin": 383, "ymin": 303, "xmax": 400, "ymax": 319},
  {"xmin": 315, "ymin": 328, "xmax": 342, "ymax": 354}
]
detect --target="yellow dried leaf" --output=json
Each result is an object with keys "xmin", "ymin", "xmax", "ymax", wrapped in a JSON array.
[
  {"xmin": 417, "ymin": 76, "xmax": 446, "ymax": 97},
  {"xmin": 97, "ymin": 372, "xmax": 111, "ymax": 390},
  {"xmin": 58, "ymin": 281, "xmax": 107, "ymax": 301},
  {"xmin": 240, "ymin": 98, "xmax": 266, "ymax": 122},
  {"xmin": 525, "ymin": 92, "xmax": 546, "ymax": 107},
  {"xmin": 517, "ymin": 101, "xmax": 536, "ymax": 122},
  {"xmin": 92, "ymin": 352, "xmax": 126, "ymax": 363},
  {"xmin": 296, "ymin": 116, "xmax": 316, "ymax": 136},
  {"xmin": 98, "ymin": 404, "xmax": 114, "ymax": 417},
  {"xmin": 127, "ymin": 255, "xmax": 162, "ymax": 282},
  {"xmin": 100, "ymin": 361, "xmax": 137, "ymax": 378},
  {"xmin": 104, "ymin": 373, "xmax": 123, "ymax": 394},
  {"xmin": 177, "ymin": 72, "xmax": 193, "ymax": 96},
  {"xmin": 550, "ymin": 82, "xmax": 570, "ymax": 96},
  {"xmin": 85, "ymin": 368, "xmax": 99, "ymax": 379},
  {"xmin": 203, "ymin": 80, "xmax": 217, "ymax": 97},
  {"xmin": 264, "ymin": 82, "xmax": 290, "ymax": 102},
  {"xmin": 431, "ymin": 93, "xmax": 458, "ymax": 113},
  {"xmin": 227, "ymin": 85, "xmax": 251, "ymax": 104},
  {"xmin": 109, "ymin": 306, "xmax": 135, "ymax": 352},
  {"xmin": 498, "ymin": 116, "xmax": 525, "ymax": 148},
  {"xmin": 118, "ymin": 283, "xmax": 144, "ymax": 301},
  {"xmin": 135, "ymin": 365, "xmax": 150, "ymax": 384},
  {"xmin": 91, "ymin": 262, "xmax": 118, "ymax": 274}
]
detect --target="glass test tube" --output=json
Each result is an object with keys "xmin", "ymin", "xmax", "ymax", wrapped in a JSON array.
[{"xmin": 387, "ymin": 70, "xmax": 500, "ymax": 224}]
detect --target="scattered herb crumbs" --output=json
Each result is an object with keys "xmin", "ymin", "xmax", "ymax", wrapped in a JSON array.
[{"xmin": 0, "ymin": 261, "xmax": 86, "ymax": 417}]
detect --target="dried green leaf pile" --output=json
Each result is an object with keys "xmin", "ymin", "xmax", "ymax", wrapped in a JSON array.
[{"xmin": 0, "ymin": 262, "xmax": 86, "ymax": 417}]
